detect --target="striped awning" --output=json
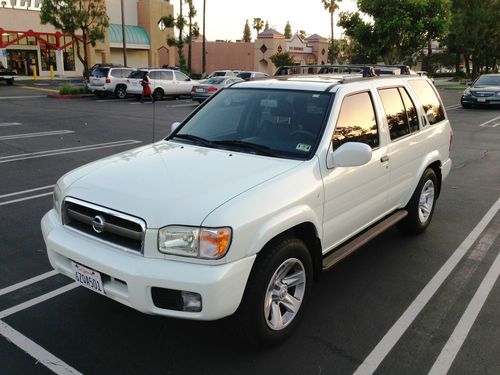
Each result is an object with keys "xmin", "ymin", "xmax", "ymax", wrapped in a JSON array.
[{"xmin": 108, "ymin": 24, "xmax": 150, "ymax": 49}]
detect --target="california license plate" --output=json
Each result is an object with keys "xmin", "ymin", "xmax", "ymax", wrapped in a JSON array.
[
  {"xmin": 72, "ymin": 262, "xmax": 105, "ymax": 295},
  {"xmin": 196, "ymin": 88, "xmax": 204, "ymax": 92},
  {"xmin": 477, "ymin": 98, "xmax": 486, "ymax": 103}
]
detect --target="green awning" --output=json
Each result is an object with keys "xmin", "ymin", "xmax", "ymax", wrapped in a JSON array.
[{"xmin": 108, "ymin": 24, "xmax": 150, "ymax": 48}]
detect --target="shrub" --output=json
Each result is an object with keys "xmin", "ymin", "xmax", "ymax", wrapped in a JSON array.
[{"xmin": 59, "ymin": 84, "xmax": 89, "ymax": 95}]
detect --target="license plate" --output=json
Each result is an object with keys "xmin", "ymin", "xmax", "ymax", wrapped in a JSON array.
[
  {"xmin": 477, "ymin": 98, "xmax": 486, "ymax": 102},
  {"xmin": 196, "ymin": 88, "xmax": 204, "ymax": 92},
  {"xmin": 72, "ymin": 262, "xmax": 105, "ymax": 295}
]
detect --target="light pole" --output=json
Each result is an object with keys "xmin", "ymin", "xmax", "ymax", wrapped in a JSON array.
[{"xmin": 121, "ymin": 0, "xmax": 127, "ymax": 66}]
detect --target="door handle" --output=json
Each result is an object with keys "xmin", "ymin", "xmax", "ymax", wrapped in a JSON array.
[{"xmin": 380, "ymin": 155, "xmax": 389, "ymax": 163}]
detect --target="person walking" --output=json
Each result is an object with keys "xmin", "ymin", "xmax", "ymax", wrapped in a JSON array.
[{"xmin": 140, "ymin": 71, "xmax": 153, "ymax": 103}]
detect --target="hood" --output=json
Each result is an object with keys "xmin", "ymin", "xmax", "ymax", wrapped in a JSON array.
[{"xmin": 62, "ymin": 141, "xmax": 301, "ymax": 228}]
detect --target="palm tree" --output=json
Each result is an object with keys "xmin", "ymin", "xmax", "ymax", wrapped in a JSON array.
[
  {"xmin": 202, "ymin": 0, "xmax": 206, "ymax": 76},
  {"xmin": 185, "ymin": 0, "xmax": 196, "ymax": 73},
  {"xmin": 253, "ymin": 18, "xmax": 265, "ymax": 36},
  {"xmin": 322, "ymin": 0, "xmax": 342, "ymax": 64}
]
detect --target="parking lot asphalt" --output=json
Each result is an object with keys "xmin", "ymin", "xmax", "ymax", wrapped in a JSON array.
[{"xmin": 0, "ymin": 85, "xmax": 499, "ymax": 375}]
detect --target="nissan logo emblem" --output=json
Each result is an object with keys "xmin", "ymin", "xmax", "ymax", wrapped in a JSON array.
[{"xmin": 92, "ymin": 215, "xmax": 105, "ymax": 233}]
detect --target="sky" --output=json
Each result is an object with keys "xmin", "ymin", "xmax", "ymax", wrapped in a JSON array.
[{"xmin": 185, "ymin": 0, "xmax": 359, "ymax": 41}]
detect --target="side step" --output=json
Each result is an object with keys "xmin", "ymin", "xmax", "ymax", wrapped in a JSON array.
[{"xmin": 322, "ymin": 210, "xmax": 408, "ymax": 271}]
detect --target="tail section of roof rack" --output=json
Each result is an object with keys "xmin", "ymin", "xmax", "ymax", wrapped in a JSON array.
[{"xmin": 274, "ymin": 64, "xmax": 411, "ymax": 77}]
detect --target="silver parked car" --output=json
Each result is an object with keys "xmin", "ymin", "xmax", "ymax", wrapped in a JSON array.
[
  {"xmin": 191, "ymin": 76, "xmax": 244, "ymax": 103},
  {"xmin": 87, "ymin": 66, "xmax": 136, "ymax": 99},
  {"xmin": 237, "ymin": 71, "xmax": 269, "ymax": 81}
]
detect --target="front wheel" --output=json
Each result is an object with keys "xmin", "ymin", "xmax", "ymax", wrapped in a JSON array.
[
  {"xmin": 237, "ymin": 236, "xmax": 313, "ymax": 346},
  {"xmin": 152, "ymin": 88, "xmax": 164, "ymax": 101},
  {"xmin": 398, "ymin": 168, "xmax": 438, "ymax": 234}
]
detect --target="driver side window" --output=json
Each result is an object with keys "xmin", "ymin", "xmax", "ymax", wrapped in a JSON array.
[{"xmin": 332, "ymin": 92, "xmax": 379, "ymax": 150}]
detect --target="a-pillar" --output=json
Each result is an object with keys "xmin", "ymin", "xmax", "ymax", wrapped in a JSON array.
[{"xmin": 55, "ymin": 49, "xmax": 65, "ymax": 78}]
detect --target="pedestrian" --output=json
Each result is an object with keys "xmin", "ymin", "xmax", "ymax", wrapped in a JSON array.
[{"xmin": 141, "ymin": 71, "xmax": 153, "ymax": 102}]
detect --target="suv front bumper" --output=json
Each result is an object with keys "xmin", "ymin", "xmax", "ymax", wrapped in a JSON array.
[{"xmin": 41, "ymin": 209, "xmax": 255, "ymax": 320}]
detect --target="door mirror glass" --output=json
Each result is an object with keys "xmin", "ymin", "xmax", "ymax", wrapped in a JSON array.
[{"xmin": 327, "ymin": 142, "xmax": 372, "ymax": 168}]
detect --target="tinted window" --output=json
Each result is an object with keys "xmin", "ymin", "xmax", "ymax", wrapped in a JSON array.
[
  {"xmin": 379, "ymin": 88, "xmax": 410, "ymax": 140},
  {"xmin": 129, "ymin": 70, "xmax": 146, "ymax": 79},
  {"xmin": 474, "ymin": 75, "xmax": 500, "ymax": 86},
  {"xmin": 149, "ymin": 71, "xmax": 161, "ymax": 80},
  {"xmin": 408, "ymin": 80, "xmax": 445, "ymax": 124},
  {"xmin": 175, "ymin": 71, "xmax": 190, "ymax": 81},
  {"xmin": 399, "ymin": 87, "xmax": 419, "ymax": 133},
  {"xmin": 160, "ymin": 71, "xmax": 173, "ymax": 80},
  {"xmin": 332, "ymin": 92, "xmax": 379, "ymax": 150},
  {"xmin": 110, "ymin": 69, "xmax": 122, "ymax": 78}
]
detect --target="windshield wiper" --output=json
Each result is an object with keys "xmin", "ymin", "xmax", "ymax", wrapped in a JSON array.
[
  {"xmin": 172, "ymin": 133, "xmax": 213, "ymax": 147},
  {"xmin": 212, "ymin": 140, "xmax": 276, "ymax": 157}
]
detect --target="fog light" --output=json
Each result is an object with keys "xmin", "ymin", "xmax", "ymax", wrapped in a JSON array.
[{"xmin": 181, "ymin": 291, "xmax": 202, "ymax": 312}]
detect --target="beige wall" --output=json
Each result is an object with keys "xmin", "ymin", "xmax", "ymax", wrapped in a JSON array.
[
  {"xmin": 111, "ymin": 48, "xmax": 148, "ymax": 68},
  {"xmin": 254, "ymin": 36, "xmax": 287, "ymax": 76},
  {"xmin": 106, "ymin": 0, "xmax": 138, "ymax": 26},
  {"xmin": 177, "ymin": 42, "xmax": 255, "ymax": 75}
]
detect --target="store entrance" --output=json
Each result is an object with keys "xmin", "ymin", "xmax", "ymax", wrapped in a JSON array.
[{"xmin": 7, "ymin": 50, "xmax": 38, "ymax": 76}]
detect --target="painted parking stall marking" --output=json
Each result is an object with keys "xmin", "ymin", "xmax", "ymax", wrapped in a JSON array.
[
  {"xmin": 0, "ymin": 185, "xmax": 55, "ymax": 207},
  {"xmin": 0, "ymin": 122, "xmax": 22, "ymax": 127},
  {"xmin": 0, "ymin": 130, "xmax": 74, "ymax": 141},
  {"xmin": 0, "ymin": 270, "xmax": 58, "ymax": 297},
  {"xmin": 0, "ymin": 139, "xmax": 141, "ymax": 164},
  {"xmin": 479, "ymin": 115, "xmax": 500, "ymax": 128}
]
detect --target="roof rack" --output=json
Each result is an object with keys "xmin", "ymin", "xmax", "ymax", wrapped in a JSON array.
[{"xmin": 274, "ymin": 64, "xmax": 411, "ymax": 77}]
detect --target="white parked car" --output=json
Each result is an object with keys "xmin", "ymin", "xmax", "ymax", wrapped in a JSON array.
[
  {"xmin": 127, "ymin": 68, "xmax": 197, "ymax": 100},
  {"xmin": 42, "ymin": 74, "xmax": 452, "ymax": 345},
  {"xmin": 87, "ymin": 66, "xmax": 135, "ymax": 99}
]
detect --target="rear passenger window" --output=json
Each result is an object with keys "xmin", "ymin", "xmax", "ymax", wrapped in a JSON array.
[
  {"xmin": 160, "ymin": 71, "xmax": 173, "ymax": 80},
  {"xmin": 110, "ymin": 69, "xmax": 122, "ymax": 78},
  {"xmin": 149, "ymin": 71, "xmax": 161, "ymax": 80},
  {"xmin": 399, "ymin": 88, "xmax": 419, "ymax": 132},
  {"xmin": 332, "ymin": 92, "xmax": 379, "ymax": 150},
  {"xmin": 379, "ymin": 88, "xmax": 411, "ymax": 140},
  {"xmin": 408, "ymin": 80, "xmax": 445, "ymax": 124}
]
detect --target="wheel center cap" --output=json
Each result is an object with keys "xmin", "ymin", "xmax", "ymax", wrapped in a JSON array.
[{"xmin": 277, "ymin": 284, "xmax": 288, "ymax": 300}]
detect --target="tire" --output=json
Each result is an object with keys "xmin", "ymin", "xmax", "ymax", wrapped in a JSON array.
[
  {"xmin": 398, "ymin": 168, "xmax": 438, "ymax": 234},
  {"xmin": 461, "ymin": 100, "xmax": 472, "ymax": 108},
  {"xmin": 237, "ymin": 236, "xmax": 313, "ymax": 346},
  {"xmin": 115, "ymin": 85, "xmax": 127, "ymax": 99},
  {"xmin": 6, "ymin": 79, "xmax": 14, "ymax": 86},
  {"xmin": 152, "ymin": 88, "xmax": 164, "ymax": 101},
  {"xmin": 94, "ymin": 91, "xmax": 105, "ymax": 98}
]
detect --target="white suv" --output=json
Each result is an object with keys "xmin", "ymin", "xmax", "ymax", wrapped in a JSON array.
[
  {"xmin": 126, "ymin": 68, "xmax": 197, "ymax": 100},
  {"xmin": 87, "ymin": 66, "xmax": 135, "ymax": 99},
  {"xmin": 42, "ymin": 74, "xmax": 452, "ymax": 345}
]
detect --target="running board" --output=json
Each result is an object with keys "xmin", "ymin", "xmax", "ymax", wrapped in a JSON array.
[{"xmin": 322, "ymin": 210, "xmax": 408, "ymax": 271}]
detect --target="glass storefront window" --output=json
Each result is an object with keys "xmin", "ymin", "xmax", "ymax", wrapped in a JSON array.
[
  {"xmin": 40, "ymin": 42, "xmax": 56, "ymax": 71},
  {"xmin": 63, "ymin": 44, "xmax": 76, "ymax": 71}
]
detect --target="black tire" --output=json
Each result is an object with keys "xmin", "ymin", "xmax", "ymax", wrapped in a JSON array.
[
  {"xmin": 94, "ymin": 91, "xmax": 105, "ymax": 98},
  {"xmin": 461, "ymin": 100, "xmax": 472, "ymax": 109},
  {"xmin": 398, "ymin": 168, "xmax": 438, "ymax": 234},
  {"xmin": 115, "ymin": 85, "xmax": 127, "ymax": 99},
  {"xmin": 6, "ymin": 79, "xmax": 14, "ymax": 86},
  {"xmin": 152, "ymin": 88, "xmax": 164, "ymax": 101},
  {"xmin": 236, "ymin": 236, "xmax": 313, "ymax": 346}
]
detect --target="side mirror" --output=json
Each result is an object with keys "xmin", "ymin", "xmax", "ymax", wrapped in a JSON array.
[
  {"xmin": 170, "ymin": 122, "xmax": 181, "ymax": 134},
  {"xmin": 426, "ymin": 109, "xmax": 436, "ymax": 124},
  {"xmin": 327, "ymin": 142, "xmax": 372, "ymax": 168}
]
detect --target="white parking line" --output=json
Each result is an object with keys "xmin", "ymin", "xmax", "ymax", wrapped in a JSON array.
[
  {"xmin": 0, "ymin": 270, "xmax": 58, "ymax": 297},
  {"xmin": 0, "ymin": 139, "xmax": 141, "ymax": 164},
  {"xmin": 0, "ymin": 283, "xmax": 79, "ymax": 319},
  {"xmin": 0, "ymin": 192, "xmax": 53, "ymax": 206},
  {"xmin": 0, "ymin": 185, "xmax": 54, "ymax": 199},
  {"xmin": 0, "ymin": 122, "xmax": 22, "ymax": 127},
  {"xmin": 0, "ymin": 130, "xmax": 74, "ymax": 141},
  {"xmin": 354, "ymin": 197, "xmax": 500, "ymax": 375},
  {"xmin": 429, "ymin": 251, "xmax": 500, "ymax": 375},
  {"xmin": 479, "ymin": 115, "xmax": 500, "ymax": 127},
  {"xmin": 0, "ymin": 321, "xmax": 83, "ymax": 375},
  {"xmin": 445, "ymin": 104, "xmax": 461, "ymax": 110},
  {"xmin": 0, "ymin": 95, "xmax": 46, "ymax": 100}
]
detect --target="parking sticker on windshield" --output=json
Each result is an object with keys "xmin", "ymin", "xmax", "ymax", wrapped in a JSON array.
[{"xmin": 296, "ymin": 143, "xmax": 311, "ymax": 152}]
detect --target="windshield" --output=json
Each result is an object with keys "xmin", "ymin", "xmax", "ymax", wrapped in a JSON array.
[
  {"xmin": 474, "ymin": 75, "xmax": 500, "ymax": 87},
  {"xmin": 206, "ymin": 77, "xmax": 226, "ymax": 85},
  {"xmin": 170, "ymin": 88, "xmax": 331, "ymax": 160}
]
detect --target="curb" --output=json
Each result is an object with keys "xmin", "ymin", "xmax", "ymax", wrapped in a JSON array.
[{"xmin": 47, "ymin": 94, "xmax": 94, "ymax": 99}]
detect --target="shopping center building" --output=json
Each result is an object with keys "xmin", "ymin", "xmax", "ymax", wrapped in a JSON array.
[{"xmin": 0, "ymin": 0, "xmax": 176, "ymax": 77}]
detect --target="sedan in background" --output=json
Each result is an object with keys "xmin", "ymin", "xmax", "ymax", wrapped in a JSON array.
[
  {"xmin": 237, "ymin": 71, "xmax": 269, "ymax": 81},
  {"xmin": 191, "ymin": 76, "xmax": 244, "ymax": 103},
  {"xmin": 461, "ymin": 73, "xmax": 500, "ymax": 108}
]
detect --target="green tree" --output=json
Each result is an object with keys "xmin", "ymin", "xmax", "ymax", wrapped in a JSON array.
[
  {"xmin": 284, "ymin": 21, "xmax": 292, "ymax": 39},
  {"xmin": 322, "ymin": 0, "xmax": 342, "ymax": 64},
  {"xmin": 253, "ymin": 18, "xmax": 265, "ymax": 35},
  {"xmin": 40, "ymin": 0, "xmax": 109, "ymax": 79},
  {"xmin": 160, "ymin": 5, "xmax": 187, "ymax": 71},
  {"xmin": 270, "ymin": 52, "xmax": 295, "ymax": 67},
  {"xmin": 298, "ymin": 30, "xmax": 308, "ymax": 40},
  {"xmin": 421, "ymin": 0, "xmax": 451, "ymax": 71},
  {"xmin": 243, "ymin": 20, "xmax": 252, "ymax": 42}
]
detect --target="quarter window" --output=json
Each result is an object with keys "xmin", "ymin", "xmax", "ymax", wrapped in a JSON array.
[
  {"xmin": 408, "ymin": 80, "xmax": 445, "ymax": 124},
  {"xmin": 399, "ymin": 88, "xmax": 419, "ymax": 133},
  {"xmin": 332, "ymin": 92, "xmax": 379, "ymax": 150}
]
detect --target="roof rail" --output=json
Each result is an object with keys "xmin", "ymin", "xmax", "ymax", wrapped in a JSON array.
[{"xmin": 274, "ymin": 64, "xmax": 411, "ymax": 77}]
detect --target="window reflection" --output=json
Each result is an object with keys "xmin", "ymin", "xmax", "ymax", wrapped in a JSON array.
[
  {"xmin": 332, "ymin": 92, "xmax": 379, "ymax": 150},
  {"xmin": 408, "ymin": 80, "xmax": 445, "ymax": 125},
  {"xmin": 379, "ymin": 88, "xmax": 410, "ymax": 140}
]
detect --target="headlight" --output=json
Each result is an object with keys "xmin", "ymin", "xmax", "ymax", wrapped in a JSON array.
[
  {"xmin": 158, "ymin": 225, "xmax": 232, "ymax": 259},
  {"xmin": 463, "ymin": 88, "xmax": 471, "ymax": 97},
  {"xmin": 53, "ymin": 185, "xmax": 62, "ymax": 214}
]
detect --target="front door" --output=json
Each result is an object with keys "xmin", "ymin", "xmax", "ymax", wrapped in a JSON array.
[
  {"xmin": 7, "ymin": 50, "xmax": 38, "ymax": 76},
  {"xmin": 322, "ymin": 90, "xmax": 391, "ymax": 252}
]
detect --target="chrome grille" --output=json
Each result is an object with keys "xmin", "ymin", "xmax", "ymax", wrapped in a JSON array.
[
  {"xmin": 62, "ymin": 197, "xmax": 146, "ymax": 254},
  {"xmin": 473, "ymin": 91, "xmax": 494, "ymax": 97}
]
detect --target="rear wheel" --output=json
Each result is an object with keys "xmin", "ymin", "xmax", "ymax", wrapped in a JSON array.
[
  {"xmin": 237, "ymin": 236, "xmax": 312, "ymax": 346},
  {"xmin": 152, "ymin": 88, "xmax": 164, "ymax": 101},
  {"xmin": 115, "ymin": 85, "xmax": 127, "ymax": 99},
  {"xmin": 398, "ymin": 168, "xmax": 438, "ymax": 234}
]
